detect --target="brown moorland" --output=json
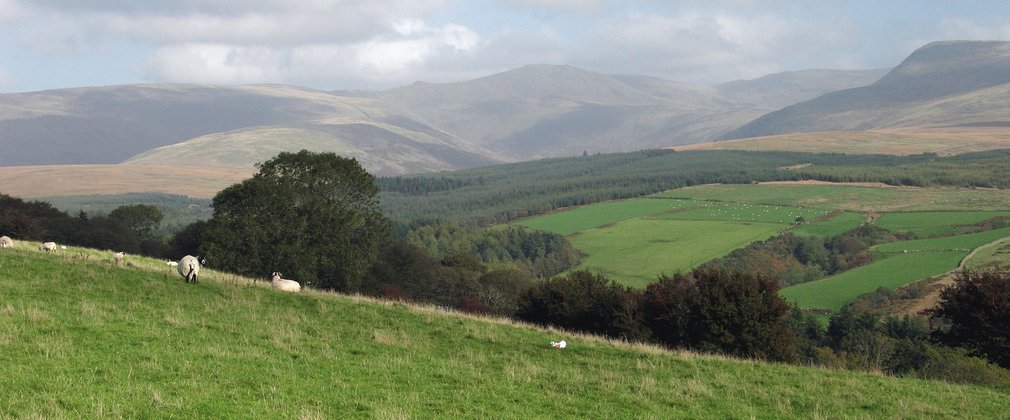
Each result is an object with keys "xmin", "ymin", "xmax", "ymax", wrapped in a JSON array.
[
  {"xmin": 0, "ymin": 164, "xmax": 254, "ymax": 199},
  {"xmin": 673, "ymin": 127, "xmax": 1010, "ymax": 155}
]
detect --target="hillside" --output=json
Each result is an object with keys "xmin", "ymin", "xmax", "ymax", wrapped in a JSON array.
[
  {"xmin": 0, "ymin": 64, "xmax": 886, "ymax": 178},
  {"xmin": 0, "ymin": 84, "xmax": 502, "ymax": 175},
  {"xmin": 2, "ymin": 244, "xmax": 1007, "ymax": 417},
  {"xmin": 675, "ymin": 127, "xmax": 1010, "ymax": 155},
  {"xmin": 715, "ymin": 68, "xmax": 888, "ymax": 108},
  {"xmin": 725, "ymin": 41, "xmax": 1010, "ymax": 139},
  {"xmin": 373, "ymin": 65, "xmax": 884, "ymax": 158}
]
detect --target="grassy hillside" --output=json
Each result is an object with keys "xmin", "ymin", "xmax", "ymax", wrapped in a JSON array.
[
  {"xmin": 676, "ymin": 127, "xmax": 1010, "ymax": 156},
  {"xmin": 1, "ymin": 244, "xmax": 1007, "ymax": 417},
  {"xmin": 724, "ymin": 41, "xmax": 1010, "ymax": 139}
]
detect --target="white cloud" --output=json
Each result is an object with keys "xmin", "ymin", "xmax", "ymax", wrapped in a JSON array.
[
  {"xmin": 500, "ymin": 0, "xmax": 605, "ymax": 13},
  {"xmin": 143, "ymin": 20, "xmax": 479, "ymax": 87},
  {"xmin": 145, "ymin": 44, "xmax": 284, "ymax": 84}
]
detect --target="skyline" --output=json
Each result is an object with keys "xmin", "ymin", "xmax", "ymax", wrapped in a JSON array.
[{"xmin": 2, "ymin": 1, "xmax": 1010, "ymax": 93}]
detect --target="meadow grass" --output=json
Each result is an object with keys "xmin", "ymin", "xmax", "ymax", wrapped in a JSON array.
[
  {"xmin": 872, "ymin": 227, "xmax": 1010, "ymax": 255},
  {"xmin": 568, "ymin": 220, "xmax": 785, "ymax": 288},
  {"xmin": 792, "ymin": 212, "xmax": 866, "ymax": 237},
  {"xmin": 656, "ymin": 183, "xmax": 1010, "ymax": 212},
  {"xmin": 875, "ymin": 211, "xmax": 1010, "ymax": 237},
  {"xmin": 965, "ymin": 241, "xmax": 1010, "ymax": 270},
  {"xmin": 515, "ymin": 198, "xmax": 700, "ymax": 235},
  {"xmin": 652, "ymin": 202, "xmax": 827, "ymax": 224},
  {"xmin": 1, "ymin": 245, "xmax": 1008, "ymax": 417},
  {"xmin": 779, "ymin": 251, "xmax": 965, "ymax": 311}
]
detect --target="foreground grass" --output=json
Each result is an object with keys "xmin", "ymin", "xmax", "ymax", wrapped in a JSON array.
[{"xmin": 3, "ymin": 248, "xmax": 1008, "ymax": 417}]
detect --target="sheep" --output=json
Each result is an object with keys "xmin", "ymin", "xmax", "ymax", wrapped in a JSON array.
[
  {"xmin": 0, "ymin": 236, "xmax": 12, "ymax": 249},
  {"xmin": 166, "ymin": 260, "xmax": 179, "ymax": 267},
  {"xmin": 40, "ymin": 242, "xmax": 57, "ymax": 253},
  {"xmin": 113, "ymin": 251, "xmax": 126, "ymax": 266},
  {"xmin": 177, "ymin": 255, "xmax": 204, "ymax": 284},
  {"xmin": 270, "ymin": 272, "xmax": 302, "ymax": 292}
]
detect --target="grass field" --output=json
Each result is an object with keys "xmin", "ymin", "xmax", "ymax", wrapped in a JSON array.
[
  {"xmin": 874, "ymin": 211, "xmax": 1010, "ymax": 237},
  {"xmin": 792, "ymin": 212, "xmax": 866, "ymax": 237},
  {"xmin": 652, "ymin": 202, "xmax": 827, "ymax": 224},
  {"xmin": 515, "ymin": 198, "xmax": 699, "ymax": 235},
  {"xmin": 873, "ymin": 227, "xmax": 1010, "ymax": 255},
  {"xmin": 657, "ymin": 183, "xmax": 1010, "ymax": 212},
  {"xmin": 964, "ymin": 240, "xmax": 1010, "ymax": 271},
  {"xmin": 567, "ymin": 220, "xmax": 786, "ymax": 288},
  {"xmin": 779, "ymin": 251, "xmax": 965, "ymax": 311},
  {"xmin": 2, "ymin": 244, "xmax": 1007, "ymax": 417}
]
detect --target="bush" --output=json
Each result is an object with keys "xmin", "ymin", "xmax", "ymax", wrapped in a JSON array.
[
  {"xmin": 516, "ymin": 271, "xmax": 648, "ymax": 341},
  {"xmin": 929, "ymin": 270, "xmax": 1010, "ymax": 369},
  {"xmin": 640, "ymin": 267, "xmax": 797, "ymax": 362}
]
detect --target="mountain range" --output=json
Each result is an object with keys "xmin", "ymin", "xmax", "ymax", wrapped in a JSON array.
[{"xmin": 1, "ymin": 40, "xmax": 1009, "ymax": 180}]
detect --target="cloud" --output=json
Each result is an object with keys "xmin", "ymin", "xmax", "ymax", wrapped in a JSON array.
[
  {"xmin": 0, "ymin": 0, "xmax": 25, "ymax": 22},
  {"xmin": 500, "ymin": 0, "xmax": 605, "ymax": 13},
  {"xmin": 144, "ymin": 20, "xmax": 480, "ymax": 87},
  {"xmin": 575, "ymin": 11, "xmax": 856, "ymax": 82}
]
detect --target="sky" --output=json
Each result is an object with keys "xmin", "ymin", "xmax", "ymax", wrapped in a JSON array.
[{"xmin": 1, "ymin": 0, "xmax": 1010, "ymax": 93}]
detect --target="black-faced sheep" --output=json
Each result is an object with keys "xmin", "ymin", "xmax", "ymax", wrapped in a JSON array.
[
  {"xmin": 270, "ymin": 272, "xmax": 302, "ymax": 292},
  {"xmin": 113, "ymin": 252, "xmax": 126, "ymax": 266},
  {"xmin": 40, "ymin": 242, "xmax": 57, "ymax": 253},
  {"xmin": 177, "ymin": 255, "xmax": 205, "ymax": 284}
]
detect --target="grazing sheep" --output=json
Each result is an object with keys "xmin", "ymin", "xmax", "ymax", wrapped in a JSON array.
[
  {"xmin": 113, "ymin": 252, "xmax": 126, "ymax": 266},
  {"xmin": 177, "ymin": 255, "xmax": 204, "ymax": 284},
  {"xmin": 270, "ymin": 272, "xmax": 302, "ymax": 292},
  {"xmin": 166, "ymin": 260, "xmax": 179, "ymax": 267},
  {"xmin": 0, "ymin": 236, "xmax": 12, "ymax": 249},
  {"xmin": 40, "ymin": 242, "xmax": 57, "ymax": 253}
]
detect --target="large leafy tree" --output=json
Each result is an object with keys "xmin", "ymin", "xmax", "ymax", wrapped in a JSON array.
[
  {"xmin": 109, "ymin": 204, "xmax": 163, "ymax": 240},
  {"xmin": 201, "ymin": 150, "xmax": 390, "ymax": 291},
  {"xmin": 929, "ymin": 270, "xmax": 1010, "ymax": 369}
]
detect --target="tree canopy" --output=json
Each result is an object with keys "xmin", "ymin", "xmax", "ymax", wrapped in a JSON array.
[{"xmin": 201, "ymin": 150, "xmax": 390, "ymax": 291}]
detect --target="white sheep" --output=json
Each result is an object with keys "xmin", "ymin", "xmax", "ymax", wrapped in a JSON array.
[
  {"xmin": 551, "ymin": 340, "xmax": 567, "ymax": 349},
  {"xmin": 271, "ymin": 272, "xmax": 302, "ymax": 292},
  {"xmin": 177, "ymin": 255, "xmax": 204, "ymax": 284},
  {"xmin": 40, "ymin": 242, "xmax": 57, "ymax": 253},
  {"xmin": 166, "ymin": 260, "xmax": 179, "ymax": 267},
  {"xmin": 113, "ymin": 251, "xmax": 126, "ymax": 266},
  {"xmin": 0, "ymin": 236, "xmax": 13, "ymax": 249}
]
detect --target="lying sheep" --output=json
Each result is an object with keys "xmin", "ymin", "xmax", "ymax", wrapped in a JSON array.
[
  {"xmin": 271, "ymin": 272, "xmax": 302, "ymax": 292},
  {"xmin": 177, "ymin": 255, "xmax": 204, "ymax": 284},
  {"xmin": 40, "ymin": 242, "xmax": 57, "ymax": 253},
  {"xmin": 0, "ymin": 236, "xmax": 12, "ymax": 249},
  {"xmin": 166, "ymin": 260, "xmax": 179, "ymax": 267},
  {"xmin": 113, "ymin": 252, "xmax": 126, "ymax": 266}
]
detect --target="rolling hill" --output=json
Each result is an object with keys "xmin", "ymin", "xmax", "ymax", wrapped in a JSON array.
[
  {"xmin": 724, "ymin": 41, "xmax": 1010, "ymax": 139},
  {"xmin": 2, "ymin": 243, "xmax": 1006, "ymax": 417},
  {"xmin": 0, "ymin": 64, "xmax": 885, "ymax": 179}
]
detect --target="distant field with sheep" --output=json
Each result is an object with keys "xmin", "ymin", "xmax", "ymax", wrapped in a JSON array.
[{"xmin": 1, "ymin": 244, "xmax": 1008, "ymax": 417}]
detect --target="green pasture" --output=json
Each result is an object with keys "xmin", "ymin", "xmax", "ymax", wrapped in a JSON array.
[
  {"xmin": 964, "ymin": 239, "xmax": 1010, "ymax": 271},
  {"xmin": 2, "ymin": 247, "xmax": 1007, "ymax": 417},
  {"xmin": 568, "ymin": 220, "xmax": 786, "ymax": 288},
  {"xmin": 657, "ymin": 183, "xmax": 1010, "ymax": 212},
  {"xmin": 780, "ymin": 251, "xmax": 965, "ymax": 311},
  {"xmin": 652, "ymin": 202, "xmax": 827, "ymax": 224},
  {"xmin": 875, "ymin": 211, "xmax": 1010, "ymax": 237},
  {"xmin": 515, "ymin": 198, "xmax": 699, "ymax": 235},
  {"xmin": 873, "ymin": 227, "xmax": 1010, "ymax": 255},
  {"xmin": 792, "ymin": 212, "xmax": 866, "ymax": 237}
]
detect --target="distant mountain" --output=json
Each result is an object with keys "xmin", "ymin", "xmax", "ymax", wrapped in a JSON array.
[
  {"xmin": 724, "ymin": 41, "xmax": 1010, "ymax": 139},
  {"xmin": 0, "ymin": 84, "xmax": 502, "ymax": 174},
  {"xmin": 715, "ymin": 68, "xmax": 888, "ymax": 108},
  {"xmin": 0, "ymin": 63, "xmax": 891, "ymax": 176}
]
